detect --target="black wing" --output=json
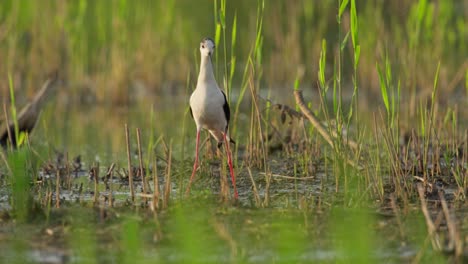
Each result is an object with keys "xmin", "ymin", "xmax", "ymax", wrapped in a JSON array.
[
  {"xmin": 221, "ymin": 90, "xmax": 230, "ymax": 127},
  {"xmin": 220, "ymin": 90, "xmax": 236, "ymax": 146},
  {"xmin": 189, "ymin": 106, "xmax": 193, "ymax": 119}
]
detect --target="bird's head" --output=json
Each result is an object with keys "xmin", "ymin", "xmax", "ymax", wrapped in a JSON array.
[{"xmin": 200, "ymin": 37, "xmax": 215, "ymax": 58}]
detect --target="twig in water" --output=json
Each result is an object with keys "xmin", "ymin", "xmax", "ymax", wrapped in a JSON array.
[{"xmin": 259, "ymin": 172, "xmax": 315, "ymax": 180}]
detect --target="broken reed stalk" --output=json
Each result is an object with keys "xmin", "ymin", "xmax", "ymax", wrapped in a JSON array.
[
  {"xmin": 55, "ymin": 167, "xmax": 60, "ymax": 208},
  {"xmin": 294, "ymin": 91, "xmax": 337, "ymax": 148},
  {"xmin": 294, "ymin": 90, "xmax": 360, "ymax": 169},
  {"xmin": 152, "ymin": 157, "xmax": 160, "ymax": 211},
  {"xmin": 163, "ymin": 143, "xmax": 172, "ymax": 209},
  {"xmin": 136, "ymin": 128, "xmax": 147, "ymax": 203},
  {"xmin": 107, "ymin": 163, "xmax": 116, "ymax": 207},
  {"xmin": 125, "ymin": 124, "xmax": 135, "ymax": 202},
  {"xmin": 263, "ymin": 172, "xmax": 271, "ymax": 207}
]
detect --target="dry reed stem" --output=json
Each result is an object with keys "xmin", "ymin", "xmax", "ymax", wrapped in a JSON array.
[
  {"xmin": 220, "ymin": 167, "xmax": 229, "ymax": 202},
  {"xmin": 163, "ymin": 143, "xmax": 172, "ymax": 209},
  {"xmin": 249, "ymin": 76, "xmax": 268, "ymax": 169},
  {"xmin": 412, "ymin": 211, "xmax": 445, "ymax": 264},
  {"xmin": 416, "ymin": 184, "xmax": 442, "ymax": 251},
  {"xmin": 47, "ymin": 190, "xmax": 52, "ymax": 209},
  {"xmin": 263, "ymin": 172, "xmax": 271, "ymax": 207},
  {"xmin": 106, "ymin": 163, "xmax": 116, "ymax": 207},
  {"xmin": 55, "ymin": 167, "xmax": 60, "ymax": 208},
  {"xmin": 294, "ymin": 90, "xmax": 359, "ymax": 150},
  {"xmin": 0, "ymin": 149, "xmax": 12, "ymax": 175},
  {"xmin": 152, "ymin": 157, "xmax": 160, "ymax": 211},
  {"xmin": 247, "ymin": 167, "xmax": 261, "ymax": 207},
  {"xmin": 259, "ymin": 172, "xmax": 315, "ymax": 180},
  {"xmin": 219, "ymin": 148, "xmax": 230, "ymax": 202},
  {"xmin": 151, "ymin": 157, "xmax": 163, "ymax": 240},
  {"xmin": 137, "ymin": 193, "xmax": 154, "ymax": 198},
  {"xmin": 93, "ymin": 163, "xmax": 99, "ymax": 205},
  {"xmin": 447, "ymin": 60, "xmax": 468, "ymax": 93},
  {"xmin": 125, "ymin": 124, "xmax": 135, "ymax": 203},
  {"xmin": 136, "ymin": 128, "xmax": 147, "ymax": 203},
  {"xmin": 294, "ymin": 90, "xmax": 360, "ymax": 169}
]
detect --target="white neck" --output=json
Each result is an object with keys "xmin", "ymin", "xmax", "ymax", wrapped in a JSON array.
[{"xmin": 198, "ymin": 55, "xmax": 216, "ymax": 84}]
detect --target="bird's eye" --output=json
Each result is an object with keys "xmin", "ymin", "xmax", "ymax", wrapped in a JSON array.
[{"xmin": 201, "ymin": 45, "xmax": 205, "ymax": 48}]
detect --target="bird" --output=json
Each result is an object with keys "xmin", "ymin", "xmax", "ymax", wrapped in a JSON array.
[
  {"xmin": 1, "ymin": 72, "xmax": 59, "ymax": 149},
  {"xmin": 186, "ymin": 37, "xmax": 238, "ymax": 199}
]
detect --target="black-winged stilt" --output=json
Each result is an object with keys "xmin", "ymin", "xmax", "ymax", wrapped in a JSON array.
[{"xmin": 185, "ymin": 37, "xmax": 238, "ymax": 199}]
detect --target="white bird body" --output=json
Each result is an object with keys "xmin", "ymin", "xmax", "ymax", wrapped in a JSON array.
[
  {"xmin": 189, "ymin": 37, "xmax": 232, "ymax": 145},
  {"xmin": 186, "ymin": 37, "xmax": 238, "ymax": 199},
  {"xmin": 190, "ymin": 79, "xmax": 229, "ymax": 143}
]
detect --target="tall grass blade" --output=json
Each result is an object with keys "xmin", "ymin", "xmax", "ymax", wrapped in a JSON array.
[
  {"xmin": 339, "ymin": 0, "xmax": 349, "ymax": 18},
  {"xmin": 377, "ymin": 63, "xmax": 390, "ymax": 114}
]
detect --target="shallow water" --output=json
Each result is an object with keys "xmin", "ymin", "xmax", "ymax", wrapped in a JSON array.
[{"xmin": 1, "ymin": 97, "xmax": 467, "ymax": 263}]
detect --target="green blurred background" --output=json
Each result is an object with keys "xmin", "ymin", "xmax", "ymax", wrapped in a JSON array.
[{"xmin": 0, "ymin": 0, "xmax": 466, "ymax": 104}]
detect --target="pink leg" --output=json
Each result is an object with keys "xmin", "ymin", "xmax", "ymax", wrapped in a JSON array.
[
  {"xmin": 186, "ymin": 129, "xmax": 200, "ymax": 196},
  {"xmin": 223, "ymin": 133, "xmax": 238, "ymax": 199}
]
